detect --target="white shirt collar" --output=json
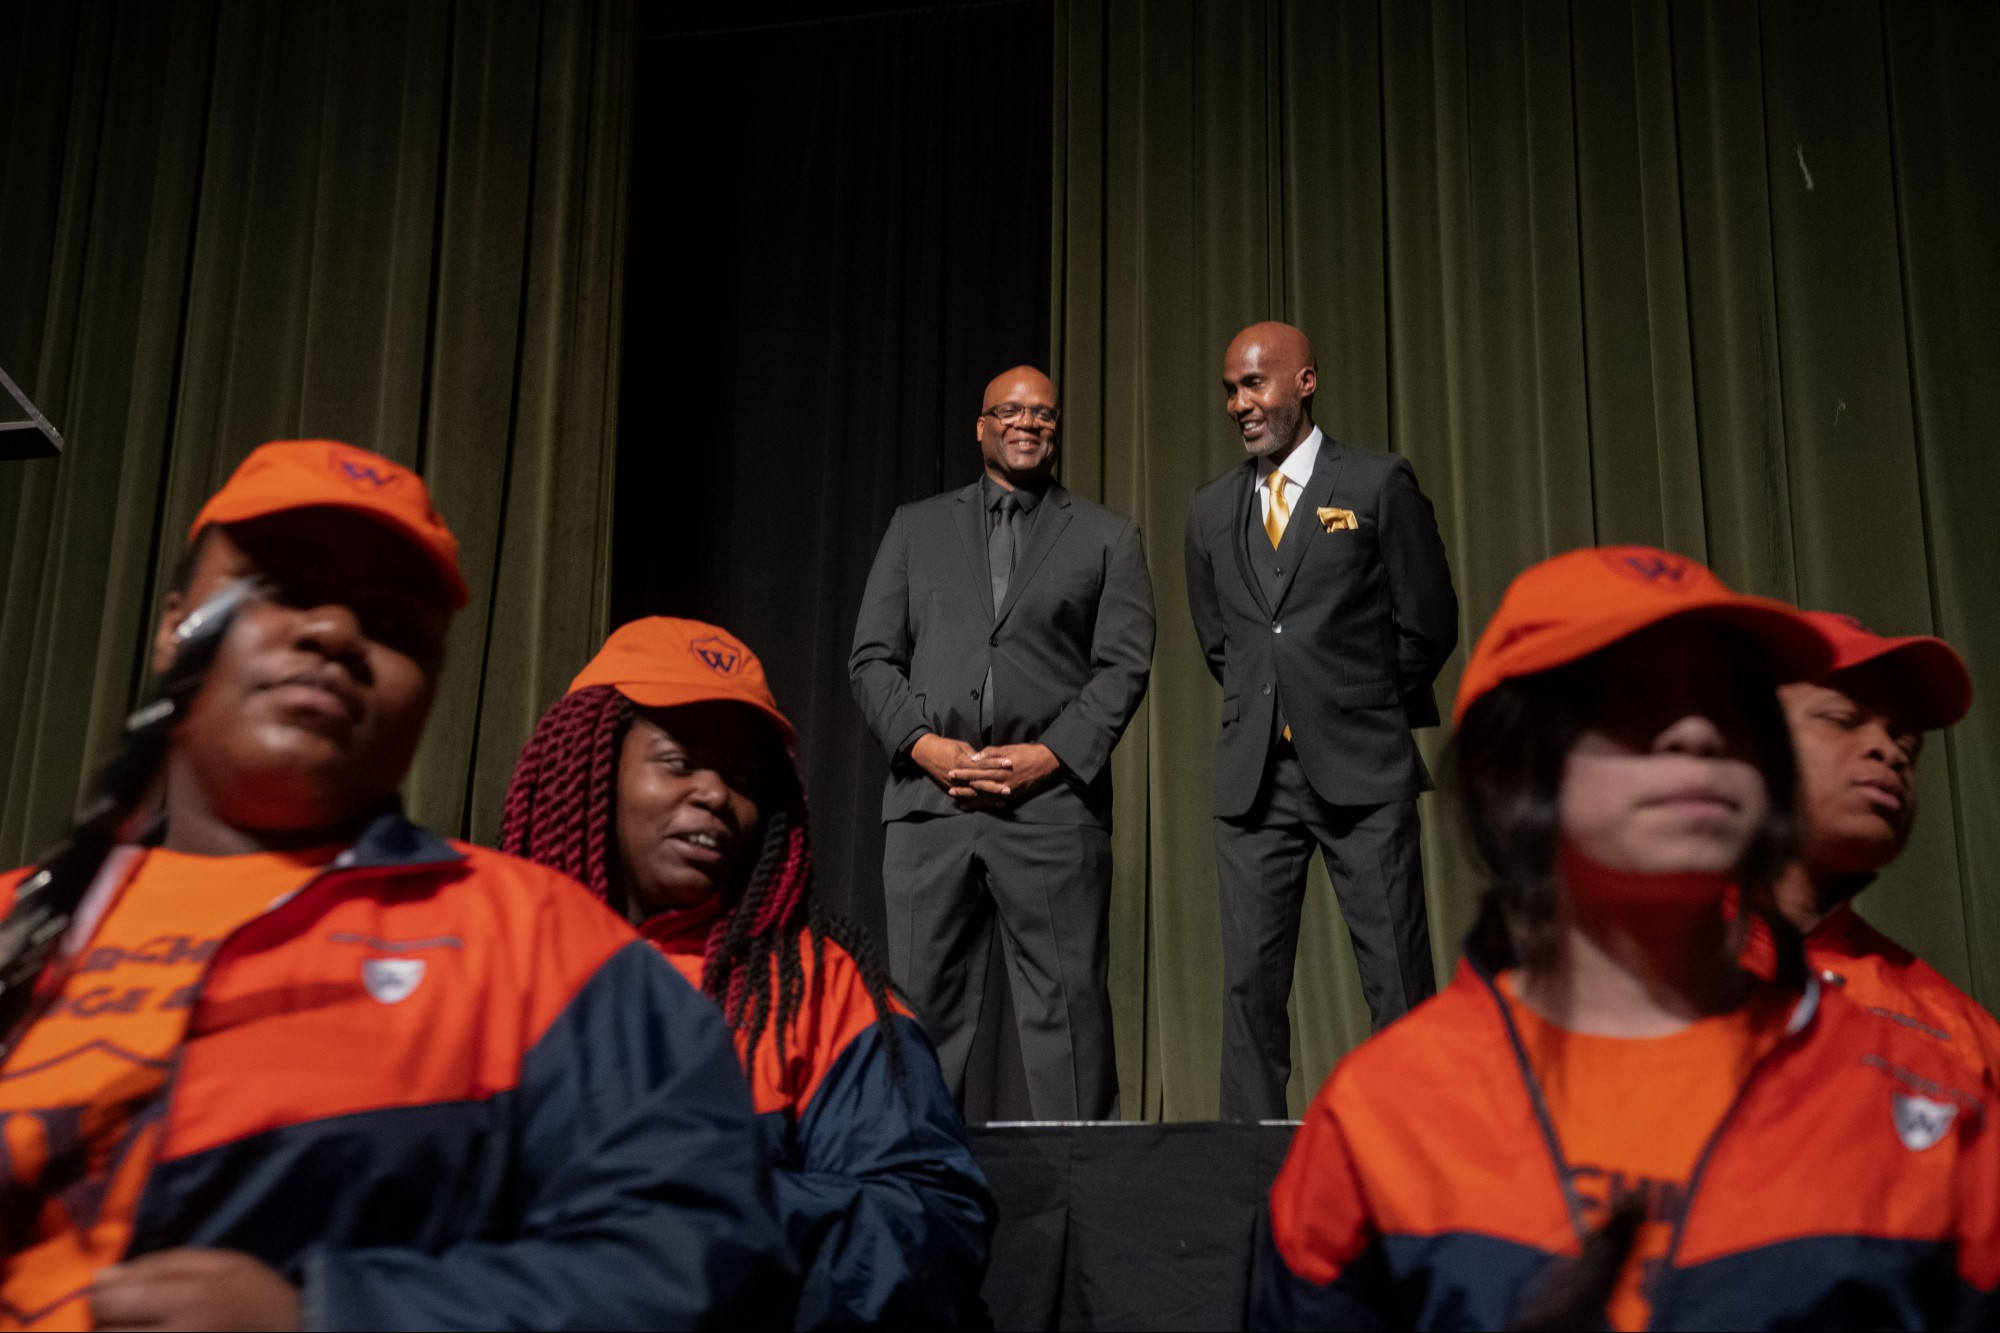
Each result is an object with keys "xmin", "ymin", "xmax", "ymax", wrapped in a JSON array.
[{"xmin": 1254, "ymin": 425, "xmax": 1323, "ymax": 494}]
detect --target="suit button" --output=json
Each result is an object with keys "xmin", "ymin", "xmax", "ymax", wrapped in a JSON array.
[
  {"xmin": 970, "ymin": 688, "xmax": 980, "ymax": 699},
  {"xmin": 1274, "ymin": 567, "xmax": 1282, "ymax": 576},
  {"xmin": 1262, "ymin": 684, "xmax": 1272, "ymax": 696},
  {"xmin": 1272, "ymin": 622, "xmax": 1283, "ymax": 634},
  {"xmin": 989, "ymin": 634, "xmax": 999, "ymax": 646}
]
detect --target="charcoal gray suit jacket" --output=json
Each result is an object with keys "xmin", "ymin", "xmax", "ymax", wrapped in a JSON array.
[
  {"xmin": 1184, "ymin": 440, "xmax": 1457, "ymax": 817},
  {"xmin": 850, "ymin": 480, "xmax": 1155, "ymax": 827}
]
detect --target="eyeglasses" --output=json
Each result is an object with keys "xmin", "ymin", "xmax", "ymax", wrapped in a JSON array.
[{"xmin": 983, "ymin": 403, "xmax": 1060, "ymax": 429}]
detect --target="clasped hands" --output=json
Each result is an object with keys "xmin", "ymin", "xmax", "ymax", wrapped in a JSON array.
[{"xmin": 910, "ymin": 734, "xmax": 1061, "ymax": 811}]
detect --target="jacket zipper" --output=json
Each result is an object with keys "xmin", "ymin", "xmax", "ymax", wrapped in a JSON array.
[
  {"xmin": 1474, "ymin": 965, "xmax": 1818, "ymax": 1330},
  {"xmin": 1644, "ymin": 994, "xmax": 1816, "ymax": 1327},
  {"xmin": 1476, "ymin": 965, "xmax": 1592, "ymax": 1247}
]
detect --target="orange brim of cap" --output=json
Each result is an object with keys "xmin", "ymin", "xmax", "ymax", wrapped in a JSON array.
[
  {"xmin": 195, "ymin": 500, "xmax": 469, "ymax": 610},
  {"xmin": 604, "ymin": 680, "xmax": 799, "ymax": 749},
  {"xmin": 1828, "ymin": 635, "xmax": 1973, "ymax": 731},
  {"xmin": 1456, "ymin": 594, "xmax": 1835, "ymax": 727}
]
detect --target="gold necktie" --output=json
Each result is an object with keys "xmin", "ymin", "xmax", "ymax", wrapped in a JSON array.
[
  {"xmin": 1264, "ymin": 471, "xmax": 1291, "ymax": 548},
  {"xmin": 1264, "ymin": 472, "xmax": 1293, "ymax": 740}
]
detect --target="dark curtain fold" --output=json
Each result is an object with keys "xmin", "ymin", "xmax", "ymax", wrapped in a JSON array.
[
  {"xmin": 0, "ymin": 0, "xmax": 634, "ymax": 859},
  {"xmin": 616, "ymin": 4, "xmax": 1050, "ymax": 987},
  {"xmin": 1055, "ymin": 0, "xmax": 2000, "ymax": 1120}
]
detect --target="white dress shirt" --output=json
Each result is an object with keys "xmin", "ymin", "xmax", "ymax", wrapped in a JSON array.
[{"xmin": 1252, "ymin": 425, "xmax": 1324, "ymax": 524}]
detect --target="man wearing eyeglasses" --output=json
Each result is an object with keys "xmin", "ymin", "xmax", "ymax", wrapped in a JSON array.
[{"xmin": 850, "ymin": 366, "xmax": 1155, "ymax": 1121}]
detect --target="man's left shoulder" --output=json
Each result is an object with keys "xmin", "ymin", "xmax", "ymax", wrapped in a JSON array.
[
  {"xmin": 1050, "ymin": 486, "xmax": 1137, "ymax": 539},
  {"xmin": 1328, "ymin": 440, "xmax": 1416, "ymax": 487}
]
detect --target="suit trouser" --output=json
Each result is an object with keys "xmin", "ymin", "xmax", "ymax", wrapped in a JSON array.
[
  {"xmin": 882, "ymin": 813, "xmax": 1117, "ymax": 1121},
  {"xmin": 1215, "ymin": 744, "xmax": 1435, "ymax": 1120}
]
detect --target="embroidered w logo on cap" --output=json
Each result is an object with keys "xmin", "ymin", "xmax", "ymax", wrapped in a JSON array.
[
  {"xmin": 361, "ymin": 957, "xmax": 426, "ymax": 1005},
  {"xmin": 327, "ymin": 448, "xmax": 405, "ymax": 492},
  {"xmin": 564, "ymin": 617, "xmax": 799, "ymax": 748},
  {"xmin": 688, "ymin": 635, "xmax": 745, "ymax": 676},
  {"xmin": 1604, "ymin": 549, "xmax": 1694, "ymax": 588},
  {"xmin": 1891, "ymin": 1091, "xmax": 1957, "ymax": 1151}
]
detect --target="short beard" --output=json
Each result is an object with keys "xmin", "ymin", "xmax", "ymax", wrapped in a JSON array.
[{"xmin": 1243, "ymin": 400, "xmax": 1304, "ymax": 457}]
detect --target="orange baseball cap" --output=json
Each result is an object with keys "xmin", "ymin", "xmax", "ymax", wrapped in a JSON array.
[
  {"xmin": 188, "ymin": 440, "xmax": 467, "ymax": 609},
  {"xmin": 566, "ymin": 617, "xmax": 797, "ymax": 749},
  {"xmin": 1799, "ymin": 610, "xmax": 1971, "ymax": 731},
  {"xmin": 1453, "ymin": 545, "xmax": 1834, "ymax": 727}
]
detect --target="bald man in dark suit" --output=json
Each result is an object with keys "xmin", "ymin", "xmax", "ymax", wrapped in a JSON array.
[
  {"xmin": 851, "ymin": 367, "xmax": 1154, "ymax": 1121},
  {"xmin": 1185, "ymin": 323, "xmax": 1457, "ymax": 1120}
]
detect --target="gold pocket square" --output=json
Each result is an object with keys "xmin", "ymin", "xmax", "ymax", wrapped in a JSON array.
[{"xmin": 1318, "ymin": 507, "xmax": 1358, "ymax": 532}]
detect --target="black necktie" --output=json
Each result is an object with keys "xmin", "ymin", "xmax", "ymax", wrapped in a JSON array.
[
  {"xmin": 982, "ymin": 493, "xmax": 1021, "ymax": 738},
  {"xmin": 990, "ymin": 491, "xmax": 1020, "ymax": 612}
]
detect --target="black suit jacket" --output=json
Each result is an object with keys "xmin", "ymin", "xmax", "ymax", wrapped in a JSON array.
[
  {"xmin": 1184, "ymin": 439, "xmax": 1457, "ymax": 816},
  {"xmin": 850, "ymin": 480, "xmax": 1155, "ymax": 827}
]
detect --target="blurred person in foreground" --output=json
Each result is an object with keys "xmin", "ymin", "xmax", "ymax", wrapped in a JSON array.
[
  {"xmin": 1257, "ymin": 546, "xmax": 2000, "ymax": 1330},
  {"xmin": 0, "ymin": 441, "xmax": 784, "ymax": 1330},
  {"xmin": 502, "ymin": 617, "xmax": 994, "ymax": 1329}
]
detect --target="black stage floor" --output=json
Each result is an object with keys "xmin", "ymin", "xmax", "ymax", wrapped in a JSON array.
[{"xmin": 971, "ymin": 1120, "xmax": 1298, "ymax": 1332}]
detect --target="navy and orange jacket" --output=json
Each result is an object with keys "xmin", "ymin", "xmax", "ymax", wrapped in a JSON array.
[
  {"xmin": 1808, "ymin": 903, "xmax": 2000, "ymax": 1092},
  {"xmin": 1257, "ymin": 955, "xmax": 2000, "ymax": 1330},
  {"xmin": 643, "ymin": 907, "xmax": 994, "ymax": 1328},
  {"xmin": 0, "ymin": 812, "xmax": 791, "ymax": 1329}
]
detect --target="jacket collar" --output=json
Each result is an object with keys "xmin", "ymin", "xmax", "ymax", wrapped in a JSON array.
[
  {"xmin": 638, "ymin": 894, "xmax": 728, "ymax": 960},
  {"xmin": 994, "ymin": 483, "xmax": 1074, "ymax": 631},
  {"xmin": 138, "ymin": 802, "xmax": 463, "ymax": 874},
  {"xmin": 1451, "ymin": 936, "xmax": 1821, "ymax": 1260},
  {"xmin": 955, "ymin": 478, "xmax": 1076, "ymax": 632},
  {"xmin": 1230, "ymin": 436, "xmax": 1347, "ymax": 615},
  {"xmin": 331, "ymin": 806, "xmax": 464, "ymax": 872},
  {"xmin": 954, "ymin": 481, "xmax": 995, "ymax": 624},
  {"xmin": 1456, "ymin": 930, "xmax": 1824, "ymax": 1048}
]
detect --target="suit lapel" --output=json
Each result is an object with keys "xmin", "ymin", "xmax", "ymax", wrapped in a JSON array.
[
  {"xmin": 994, "ymin": 484, "xmax": 1074, "ymax": 631},
  {"xmin": 953, "ymin": 482, "xmax": 995, "ymax": 625},
  {"xmin": 1229, "ymin": 463, "xmax": 1273, "ymax": 617},
  {"xmin": 1269, "ymin": 439, "xmax": 1346, "ymax": 612}
]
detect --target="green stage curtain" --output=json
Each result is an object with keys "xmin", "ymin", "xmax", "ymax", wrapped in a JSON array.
[
  {"xmin": 1054, "ymin": 0, "xmax": 2000, "ymax": 1120},
  {"xmin": 0, "ymin": 0, "xmax": 633, "ymax": 859}
]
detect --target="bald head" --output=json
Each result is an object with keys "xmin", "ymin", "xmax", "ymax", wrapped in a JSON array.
[
  {"xmin": 1223, "ymin": 322, "xmax": 1317, "ymax": 458},
  {"xmin": 976, "ymin": 365, "xmax": 1060, "ymax": 489},
  {"xmin": 983, "ymin": 365, "xmax": 1057, "ymax": 411},
  {"xmin": 1227, "ymin": 322, "xmax": 1316, "ymax": 373}
]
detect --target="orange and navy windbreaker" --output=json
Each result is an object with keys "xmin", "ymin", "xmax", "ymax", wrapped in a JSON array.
[
  {"xmin": 1808, "ymin": 904, "xmax": 2000, "ymax": 1093},
  {"xmin": 1257, "ymin": 955, "xmax": 2000, "ymax": 1330},
  {"xmin": 642, "ymin": 908, "xmax": 994, "ymax": 1328},
  {"xmin": 0, "ymin": 812, "xmax": 791, "ymax": 1329}
]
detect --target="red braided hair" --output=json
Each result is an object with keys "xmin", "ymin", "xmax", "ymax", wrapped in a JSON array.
[
  {"xmin": 498, "ymin": 686, "xmax": 626, "ymax": 900},
  {"xmin": 499, "ymin": 684, "xmax": 902, "ymax": 1082}
]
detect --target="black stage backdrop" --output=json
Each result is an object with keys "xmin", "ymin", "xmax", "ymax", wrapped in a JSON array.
[{"xmin": 618, "ymin": 0, "xmax": 1052, "ymax": 1115}]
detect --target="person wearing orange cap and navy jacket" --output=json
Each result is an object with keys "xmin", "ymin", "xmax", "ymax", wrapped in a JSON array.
[
  {"xmin": 1255, "ymin": 546, "xmax": 2000, "ymax": 1331},
  {"xmin": 0, "ymin": 442, "xmax": 787, "ymax": 1330},
  {"xmin": 1764, "ymin": 610, "xmax": 1999, "ymax": 1089},
  {"xmin": 500, "ymin": 617, "xmax": 994, "ymax": 1329}
]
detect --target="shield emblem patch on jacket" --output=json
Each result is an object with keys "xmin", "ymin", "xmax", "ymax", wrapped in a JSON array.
[
  {"xmin": 1891, "ymin": 1092, "xmax": 1956, "ymax": 1152},
  {"xmin": 361, "ymin": 957, "xmax": 427, "ymax": 1005}
]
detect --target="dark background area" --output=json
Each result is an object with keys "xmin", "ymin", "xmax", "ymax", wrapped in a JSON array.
[{"xmin": 617, "ymin": 0, "xmax": 1052, "ymax": 1113}]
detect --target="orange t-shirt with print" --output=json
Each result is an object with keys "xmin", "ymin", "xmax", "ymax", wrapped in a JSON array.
[
  {"xmin": 1501, "ymin": 974, "xmax": 1794, "ymax": 1332},
  {"xmin": 0, "ymin": 846, "xmax": 333, "ymax": 1330}
]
